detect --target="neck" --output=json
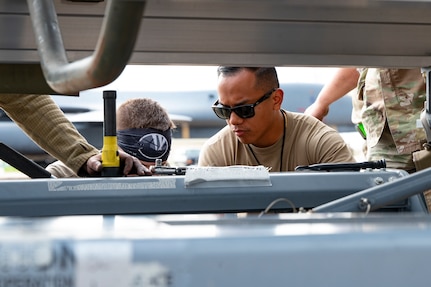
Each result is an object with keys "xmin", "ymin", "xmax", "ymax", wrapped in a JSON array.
[
  {"xmin": 248, "ymin": 110, "xmax": 287, "ymax": 171},
  {"xmin": 254, "ymin": 110, "xmax": 285, "ymax": 148}
]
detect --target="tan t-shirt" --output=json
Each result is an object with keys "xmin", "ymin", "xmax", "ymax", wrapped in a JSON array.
[{"xmin": 198, "ymin": 111, "xmax": 355, "ymax": 171}]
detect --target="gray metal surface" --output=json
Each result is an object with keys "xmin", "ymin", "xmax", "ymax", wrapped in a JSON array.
[
  {"xmin": 3, "ymin": 0, "xmax": 431, "ymax": 93},
  {"xmin": 313, "ymin": 166, "xmax": 431, "ymax": 212},
  {"xmin": 2, "ymin": 0, "xmax": 431, "ymax": 68},
  {"xmin": 0, "ymin": 169, "xmax": 424, "ymax": 216},
  {"xmin": 1, "ymin": 213, "xmax": 431, "ymax": 286}
]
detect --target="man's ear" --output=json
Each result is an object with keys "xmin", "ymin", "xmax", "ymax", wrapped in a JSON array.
[{"xmin": 272, "ymin": 88, "xmax": 284, "ymax": 110}]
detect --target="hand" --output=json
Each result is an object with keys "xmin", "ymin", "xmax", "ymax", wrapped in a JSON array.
[
  {"xmin": 83, "ymin": 150, "xmax": 152, "ymax": 176},
  {"xmin": 303, "ymin": 102, "xmax": 329, "ymax": 121}
]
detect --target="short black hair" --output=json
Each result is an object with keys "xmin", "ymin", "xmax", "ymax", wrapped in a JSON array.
[{"xmin": 217, "ymin": 67, "xmax": 279, "ymax": 90}]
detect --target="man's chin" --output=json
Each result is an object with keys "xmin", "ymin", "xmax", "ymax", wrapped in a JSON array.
[{"xmin": 236, "ymin": 135, "xmax": 252, "ymax": 145}]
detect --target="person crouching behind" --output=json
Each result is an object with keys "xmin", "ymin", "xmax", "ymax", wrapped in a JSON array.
[{"xmin": 46, "ymin": 98, "xmax": 175, "ymax": 178}]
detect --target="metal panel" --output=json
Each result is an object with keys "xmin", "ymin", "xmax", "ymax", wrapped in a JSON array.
[
  {"xmin": 0, "ymin": 169, "xmax": 421, "ymax": 216},
  {"xmin": 0, "ymin": 213, "xmax": 431, "ymax": 286},
  {"xmin": 2, "ymin": 0, "xmax": 431, "ymax": 67}
]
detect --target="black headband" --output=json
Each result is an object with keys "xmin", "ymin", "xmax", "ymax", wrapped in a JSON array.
[{"xmin": 117, "ymin": 128, "xmax": 172, "ymax": 162}]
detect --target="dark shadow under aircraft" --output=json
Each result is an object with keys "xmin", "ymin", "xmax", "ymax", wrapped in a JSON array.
[{"xmin": 0, "ymin": 82, "xmax": 353, "ymax": 165}]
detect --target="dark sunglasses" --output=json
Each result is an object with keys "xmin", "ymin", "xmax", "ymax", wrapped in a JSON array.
[{"xmin": 212, "ymin": 88, "xmax": 276, "ymax": 119}]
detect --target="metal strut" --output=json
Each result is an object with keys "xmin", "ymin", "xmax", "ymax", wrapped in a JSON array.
[{"xmin": 26, "ymin": 0, "xmax": 146, "ymax": 95}]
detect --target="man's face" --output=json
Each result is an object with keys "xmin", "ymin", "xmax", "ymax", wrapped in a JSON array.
[{"xmin": 217, "ymin": 69, "xmax": 282, "ymax": 147}]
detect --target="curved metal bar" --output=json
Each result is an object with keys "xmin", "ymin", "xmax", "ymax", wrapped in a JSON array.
[{"xmin": 26, "ymin": 0, "xmax": 146, "ymax": 95}]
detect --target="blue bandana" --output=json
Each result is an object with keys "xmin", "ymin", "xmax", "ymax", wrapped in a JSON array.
[{"xmin": 117, "ymin": 128, "xmax": 172, "ymax": 162}]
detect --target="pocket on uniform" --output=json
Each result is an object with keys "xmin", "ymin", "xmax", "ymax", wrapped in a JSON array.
[{"xmin": 413, "ymin": 148, "xmax": 431, "ymax": 171}]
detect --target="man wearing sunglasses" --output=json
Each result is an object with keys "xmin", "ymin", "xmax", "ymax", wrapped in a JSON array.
[{"xmin": 198, "ymin": 66, "xmax": 355, "ymax": 171}]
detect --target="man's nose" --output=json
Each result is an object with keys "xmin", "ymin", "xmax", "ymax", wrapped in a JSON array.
[{"xmin": 228, "ymin": 111, "xmax": 243, "ymax": 125}]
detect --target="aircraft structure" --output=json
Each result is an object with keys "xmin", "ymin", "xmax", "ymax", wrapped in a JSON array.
[{"xmin": 1, "ymin": 1, "xmax": 431, "ymax": 286}]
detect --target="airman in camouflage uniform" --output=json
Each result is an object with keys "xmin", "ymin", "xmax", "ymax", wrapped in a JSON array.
[{"xmin": 356, "ymin": 68, "xmax": 426, "ymax": 172}]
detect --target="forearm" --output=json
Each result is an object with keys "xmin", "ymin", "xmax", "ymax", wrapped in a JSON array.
[
  {"xmin": 0, "ymin": 94, "xmax": 99, "ymax": 174},
  {"xmin": 316, "ymin": 67, "xmax": 359, "ymax": 106},
  {"xmin": 306, "ymin": 68, "xmax": 360, "ymax": 120}
]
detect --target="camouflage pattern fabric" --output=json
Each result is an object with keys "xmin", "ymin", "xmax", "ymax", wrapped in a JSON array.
[
  {"xmin": 424, "ymin": 190, "xmax": 431, "ymax": 211},
  {"xmin": 356, "ymin": 68, "xmax": 426, "ymax": 171},
  {"xmin": 351, "ymin": 69, "xmax": 364, "ymax": 125}
]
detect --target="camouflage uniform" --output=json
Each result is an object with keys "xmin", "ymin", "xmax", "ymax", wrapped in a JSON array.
[{"xmin": 356, "ymin": 68, "xmax": 426, "ymax": 172}]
